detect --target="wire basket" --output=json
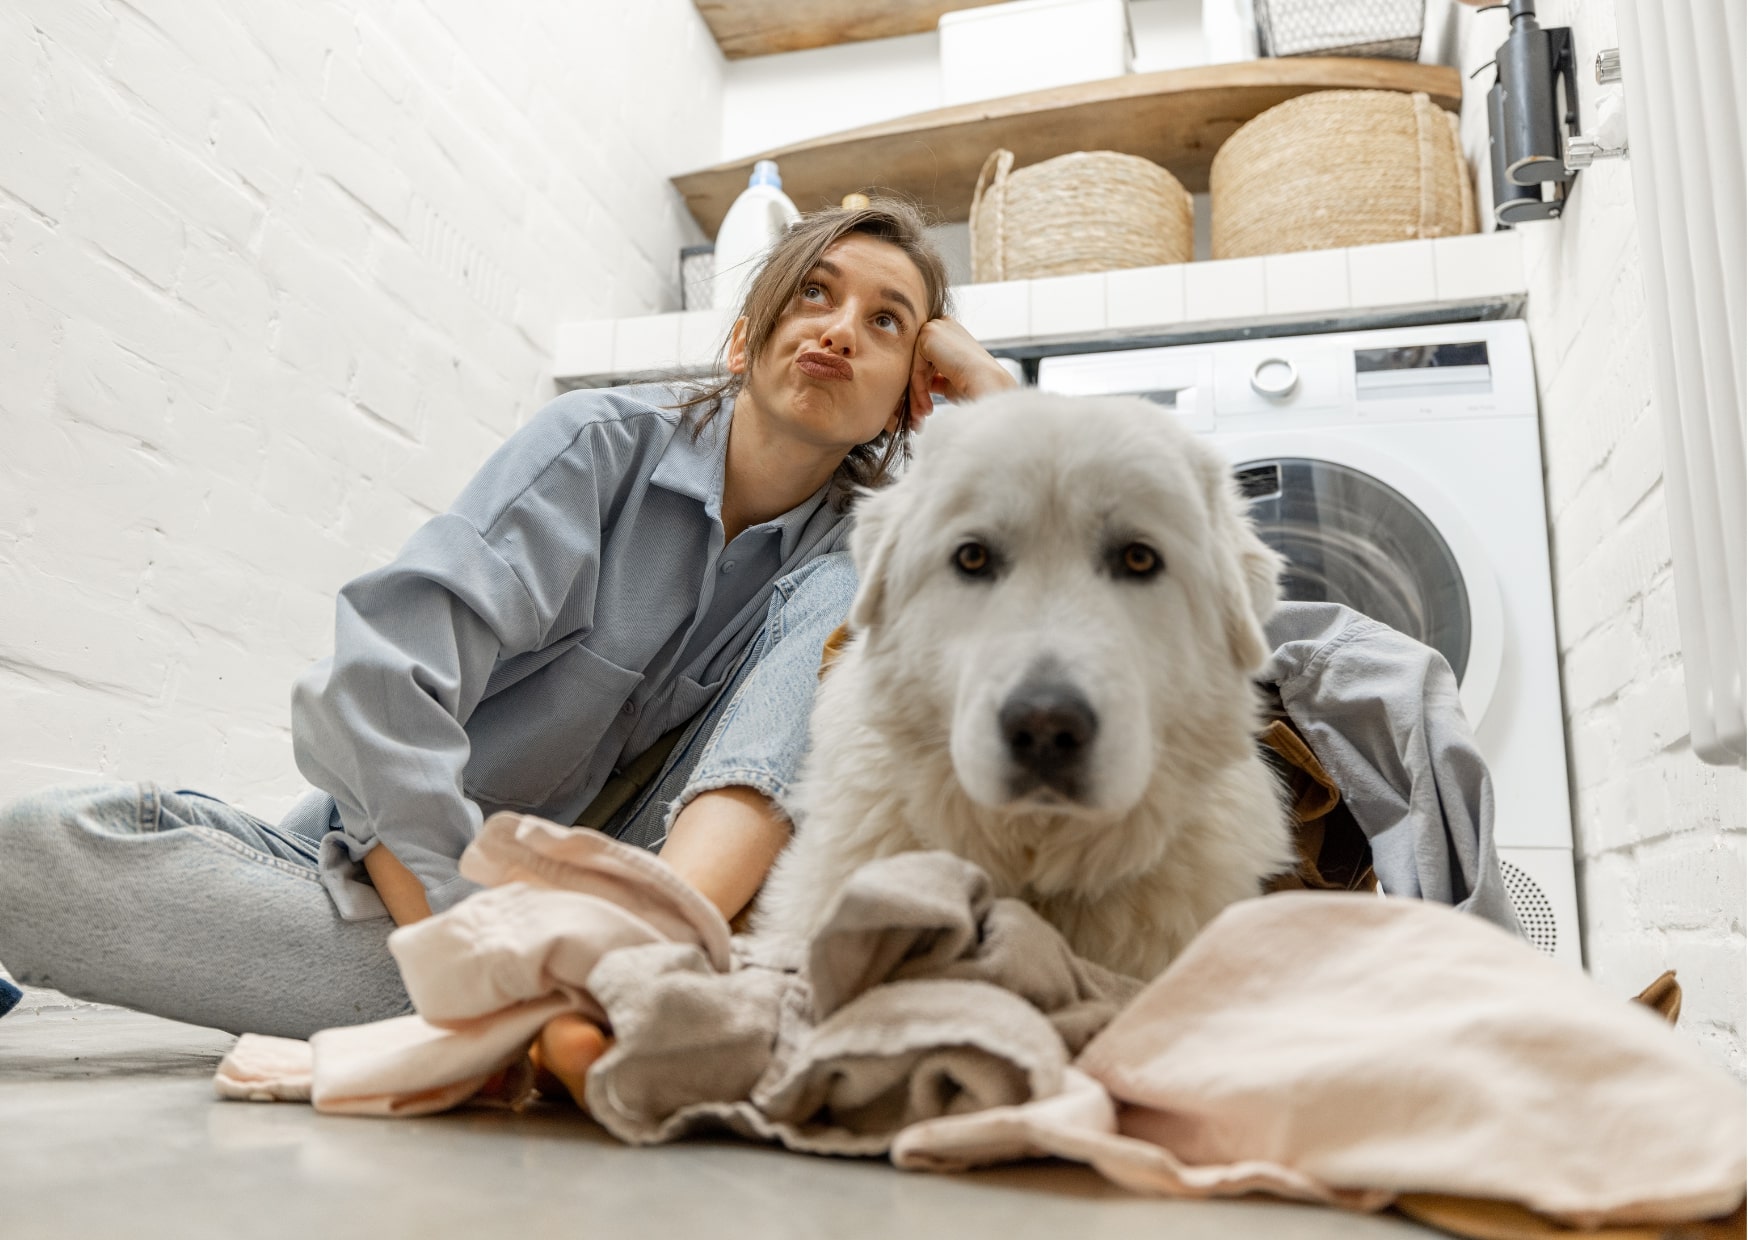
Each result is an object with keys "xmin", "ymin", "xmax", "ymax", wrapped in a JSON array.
[{"xmin": 1257, "ymin": 0, "xmax": 1425, "ymax": 59}]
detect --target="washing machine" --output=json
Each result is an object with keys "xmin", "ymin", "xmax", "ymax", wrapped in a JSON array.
[{"xmin": 1037, "ymin": 320, "xmax": 1580, "ymax": 965}]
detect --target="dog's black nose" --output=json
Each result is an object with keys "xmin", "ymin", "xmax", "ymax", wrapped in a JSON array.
[{"xmin": 999, "ymin": 682, "xmax": 1098, "ymax": 792}]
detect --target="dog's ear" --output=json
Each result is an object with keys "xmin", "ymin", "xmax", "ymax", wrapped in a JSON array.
[
  {"xmin": 1192, "ymin": 443, "xmax": 1284, "ymax": 672},
  {"xmin": 846, "ymin": 485, "xmax": 904, "ymax": 634}
]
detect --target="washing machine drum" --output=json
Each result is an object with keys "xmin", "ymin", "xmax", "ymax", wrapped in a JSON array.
[{"xmin": 1236, "ymin": 458, "xmax": 1471, "ymax": 683}]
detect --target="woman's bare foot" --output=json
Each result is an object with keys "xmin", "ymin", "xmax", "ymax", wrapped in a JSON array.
[{"xmin": 531, "ymin": 1012, "xmax": 611, "ymax": 1108}]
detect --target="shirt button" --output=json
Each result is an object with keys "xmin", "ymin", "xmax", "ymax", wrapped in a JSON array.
[
  {"xmin": 621, "ymin": 700, "xmax": 636, "ymax": 717},
  {"xmin": 721, "ymin": 560, "xmax": 736, "ymax": 573}
]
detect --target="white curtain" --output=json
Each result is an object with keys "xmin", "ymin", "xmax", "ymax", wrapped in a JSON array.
[{"xmin": 1616, "ymin": 0, "xmax": 1746, "ymax": 765}]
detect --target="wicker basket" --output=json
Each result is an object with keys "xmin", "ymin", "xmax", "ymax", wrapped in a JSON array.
[
  {"xmin": 1210, "ymin": 90, "xmax": 1477, "ymax": 260},
  {"xmin": 970, "ymin": 149, "xmax": 1193, "ymax": 283}
]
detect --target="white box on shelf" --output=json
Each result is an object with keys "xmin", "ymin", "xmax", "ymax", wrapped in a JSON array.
[{"xmin": 939, "ymin": 0, "xmax": 1133, "ymax": 108}]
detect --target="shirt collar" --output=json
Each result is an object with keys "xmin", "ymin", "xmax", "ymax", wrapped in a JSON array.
[{"xmin": 648, "ymin": 394, "xmax": 731, "ymax": 509}]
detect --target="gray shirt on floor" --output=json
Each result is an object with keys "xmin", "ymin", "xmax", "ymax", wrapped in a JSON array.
[
  {"xmin": 1263, "ymin": 601, "xmax": 1521, "ymax": 934},
  {"xmin": 287, "ymin": 385, "xmax": 848, "ymax": 917}
]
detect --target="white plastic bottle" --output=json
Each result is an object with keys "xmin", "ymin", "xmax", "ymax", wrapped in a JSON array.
[{"xmin": 711, "ymin": 160, "xmax": 800, "ymax": 311}]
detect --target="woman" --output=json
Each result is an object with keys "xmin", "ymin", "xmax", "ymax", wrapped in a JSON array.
[{"xmin": 0, "ymin": 200, "xmax": 1018, "ymax": 1073}]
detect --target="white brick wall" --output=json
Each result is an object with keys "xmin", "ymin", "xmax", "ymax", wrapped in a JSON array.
[
  {"xmin": 0, "ymin": 0, "xmax": 723, "ymax": 812},
  {"xmin": 1460, "ymin": 2, "xmax": 1746, "ymax": 1078}
]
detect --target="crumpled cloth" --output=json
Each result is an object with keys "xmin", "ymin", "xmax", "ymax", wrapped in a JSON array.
[
  {"xmin": 216, "ymin": 811, "xmax": 1137, "ymax": 1148},
  {"xmin": 1262, "ymin": 602, "xmax": 1518, "ymax": 931},
  {"xmin": 893, "ymin": 891, "xmax": 1747, "ymax": 1232},
  {"xmin": 216, "ymin": 812, "xmax": 1746, "ymax": 1232},
  {"xmin": 584, "ymin": 846, "xmax": 1139, "ymax": 1154}
]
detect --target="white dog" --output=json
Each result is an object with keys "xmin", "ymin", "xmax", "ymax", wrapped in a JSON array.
[{"xmin": 755, "ymin": 390, "xmax": 1297, "ymax": 980}]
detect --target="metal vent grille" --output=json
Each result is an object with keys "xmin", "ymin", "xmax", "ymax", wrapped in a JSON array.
[{"xmin": 1501, "ymin": 858, "xmax": 1557, "ymax": 957}]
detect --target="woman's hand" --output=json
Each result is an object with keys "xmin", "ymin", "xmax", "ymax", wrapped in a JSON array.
[
  {"xmin": 363, "ymin": 843, "xmax": 433, "ymax": 926},
  {"xmin": 907, "ymin": 317, "xmax": 1019, "ymax": 421},
  {"xmin": 532, "ymin": 786, "xmax": 791, "ymax": 1110}
]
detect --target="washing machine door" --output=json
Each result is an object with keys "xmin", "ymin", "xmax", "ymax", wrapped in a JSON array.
[{"xmin": 1226, "ymin": 440, "xmax": 1504, "ymax": 727}]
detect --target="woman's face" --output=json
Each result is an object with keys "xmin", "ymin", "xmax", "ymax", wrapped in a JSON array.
[{"xmin": 729, "ymin": 233, "xmax": 930, "ymax": 454}]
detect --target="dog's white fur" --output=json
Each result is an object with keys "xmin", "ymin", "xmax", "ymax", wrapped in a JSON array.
[{"xmin": 754, "ymin": 390, "xmax": 1296, "ymax": 980}]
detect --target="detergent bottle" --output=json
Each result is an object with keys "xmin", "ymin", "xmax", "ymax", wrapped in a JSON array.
[{"xmin": 711, "ymin": 160, "xmax": 800, "ymax": 311}]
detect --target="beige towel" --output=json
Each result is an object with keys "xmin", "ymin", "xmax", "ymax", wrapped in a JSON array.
[
  {"xmin": 584, "ymin": 849, "xmax": 1137, "ymax": 1154},
  {"xmin": 216, "ymin": 815, "xmax": 1130, "ymax": 1143},
  {"xmin": 894, "ymin": 892, "xmax": 1747, "ymax": 1231}
]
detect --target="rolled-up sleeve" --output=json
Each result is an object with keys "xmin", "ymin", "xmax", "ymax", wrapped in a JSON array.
[
  {"xmin": 292, "ymin": 517, "xmax": 542, "ymax": 906},
  {"xmin": 292, "ymin": 394, "xmax": 646, "ymax": 910},
  {"xmin": 665, "ymin": 551, "xmax": 859, "ymax": 831}
]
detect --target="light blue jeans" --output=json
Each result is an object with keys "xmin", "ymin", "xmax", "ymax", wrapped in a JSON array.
[{"xmin": 0, "ymin": 553, "xmax": 857, "ymax": 1039}]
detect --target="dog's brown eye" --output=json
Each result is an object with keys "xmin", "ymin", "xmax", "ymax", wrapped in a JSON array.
[
  {"xmin": 1119, "ymin": 543, "xmax": 1162, "ymax": 578},
  {"xmin": 954, "ymin": 542, "xmax": 993, "ymax": 577}
]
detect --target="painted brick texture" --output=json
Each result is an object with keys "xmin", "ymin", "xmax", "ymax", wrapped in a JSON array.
[
  {"xmin": 1461, "ymin": 1, "xmax": 1746, "ymax": 1078},
  {"xmin": 0, "ymin": 1, "xmax": 722, "ymax": 813}
]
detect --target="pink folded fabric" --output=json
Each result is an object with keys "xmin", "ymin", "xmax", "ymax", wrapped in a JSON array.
[
  {"xmin": 216, "ymin": 812, "xmax": 731, "ymax": 1117},
  {"xmin": 309, "ymin": 1000, "xmax": 570, "ymax": 1116},
  {"xmin": 213, "ymin": 1034, "xmax": 314, "ymax": 1104},
  {"xmin": 453, "ymin": 814, "xmax": 732, "ymax": 968},
  {"xmin": 894, "ymin": 892, "xmax": 1747, "ymax": 1230}
]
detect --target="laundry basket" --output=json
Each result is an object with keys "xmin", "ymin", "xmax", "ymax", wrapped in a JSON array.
[
  {"xmin": 1210, "ymin": 90, "xmax": 1476, "ymax": 259},
  {"xmin": 970, "ymin": 149, "xmax": 1193, "ymax": 283},
  {"xmin": 1256, "ymin": 0, "xmax": 1426, "ymax": 59}
]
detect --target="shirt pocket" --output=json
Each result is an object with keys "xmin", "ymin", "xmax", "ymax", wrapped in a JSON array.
[
  {"xmin": 463, "ymin": 641, "xmax": 644, "ymax": 809},
  {"xmin": 668, "ymin": 672, "xmax": 728, "ymax": 727}
]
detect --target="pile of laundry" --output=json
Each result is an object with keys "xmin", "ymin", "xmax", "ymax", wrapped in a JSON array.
[{"xmin": 217, "ymin": 812, "xmax": 1745, "ymax": 1236}]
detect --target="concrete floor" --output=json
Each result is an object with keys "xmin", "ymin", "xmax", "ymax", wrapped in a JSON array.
[{"xmin": 0, "ymin": 986, "xmax": 1440, "ymax": 1240}]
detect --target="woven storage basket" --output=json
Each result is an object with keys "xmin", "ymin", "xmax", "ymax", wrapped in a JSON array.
[
  {"xmin": 1210, "ymin": 90, "xmax": 1477, "ymax": 260},
  {"xmin": 970, "ymin": 149, "xmax": 1193, "ymax": 283}
]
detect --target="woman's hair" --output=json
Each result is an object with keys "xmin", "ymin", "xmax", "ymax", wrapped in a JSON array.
[{"xmin": 667, "ymin": 195, "xmax": 952, "ymax": 508}]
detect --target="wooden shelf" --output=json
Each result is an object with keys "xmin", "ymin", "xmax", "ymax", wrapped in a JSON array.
[
  {"xmin": 694, "ymin": 1, "xmax": 1011, "ymax": 60},
  {"xmin": 673, "ymin": 59, "xmax": 1462, "ymax": 236}
]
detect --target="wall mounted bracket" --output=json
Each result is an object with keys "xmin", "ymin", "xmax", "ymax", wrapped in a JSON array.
[{"xmin": 1485, "ymin": 0, "xmax": 1580, "ymax": 225}]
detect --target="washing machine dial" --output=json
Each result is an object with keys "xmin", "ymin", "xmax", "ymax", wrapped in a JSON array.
[{"xmin": 1250, "ymin": 357, "xmax": 1299, "ymax": 399}]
